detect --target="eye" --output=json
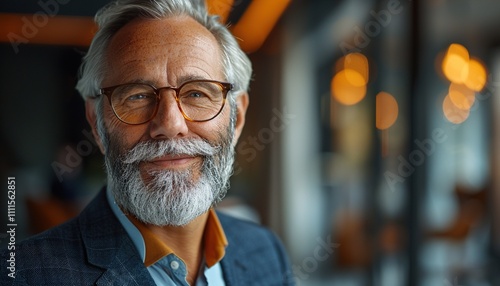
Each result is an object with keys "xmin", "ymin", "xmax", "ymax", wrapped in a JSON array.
[
  {"xmin": 180, "ymin": 90, "xmax": 211, "ymax": 100},
  {"xmin": 126, "ymin": 93, "xmax": 154, "ymax": 101},
  {"xmin": 187, "ymin": 91, "xmax": 207, "ymax": 98}
]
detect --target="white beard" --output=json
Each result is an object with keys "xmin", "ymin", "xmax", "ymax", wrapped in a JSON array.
[{"xmin": 105, "ymin": 136, "xmax": 234, "ymax": 226}]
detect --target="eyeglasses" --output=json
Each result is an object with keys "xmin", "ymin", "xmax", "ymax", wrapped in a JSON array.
[{"xmin": 98, "ymin": 79, "xmax": 233, "ymax": 125}]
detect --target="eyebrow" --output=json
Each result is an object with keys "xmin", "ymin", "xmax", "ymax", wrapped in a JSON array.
[
  {"xmin": 128, "ymin": 75, "xmax": 215, "ymax": 88},
  {"xmin": 175, "ymin": 75, "xmax": 214, "ymax": 85}
]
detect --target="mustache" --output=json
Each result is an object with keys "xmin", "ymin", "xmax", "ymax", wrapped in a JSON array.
[{"xmin": 122, "ymin": 138, "xmax": 220, "ymax": 164}]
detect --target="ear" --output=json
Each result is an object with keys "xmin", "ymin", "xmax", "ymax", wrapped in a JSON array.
[
  {"xmin": 232, "ymin": 92, "xmax": 249, "ymax": 146},
  {"xmin": 85, "ymin": 99, "xmax": 106, "ymax": 154}
]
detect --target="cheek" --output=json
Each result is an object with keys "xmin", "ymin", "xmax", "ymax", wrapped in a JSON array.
[
  {"xmin": 217, "ymin": 102, "xmax": 233, "ymax": 127},
  {"xmin": 103, "ymin": 103, "xmax": 147, "ymax": 151},
  {"xmin": 103, "ymin": 105, "xmax": 122, "ymax": 130},
  {"xmin": 190, "ymin": 105, "xmax": 231, "ymax": 139}
]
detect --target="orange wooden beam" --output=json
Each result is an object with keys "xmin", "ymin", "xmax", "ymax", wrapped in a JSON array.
[
  {"xmin": 230, "ymin": 0, "xmax": 291, "ymax": 53},
  {"xmin": 206, "ymin": 0, "xmax": 234, "ymax": 24},
  {"xmin": 0, "ymin": 1, "xmax": 291, "ymax": 54},
  {"xmin": 0, "ymin": 13, "xmax": 96, "ymax": 51}
]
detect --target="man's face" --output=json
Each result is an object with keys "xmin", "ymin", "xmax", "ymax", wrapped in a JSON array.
[{"xmin": 86, "ymin": 16, "xmax": 248, "ymax": 226}]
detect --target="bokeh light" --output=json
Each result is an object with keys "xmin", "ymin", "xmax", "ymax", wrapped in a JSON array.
[
  {"xmin": 336, "ymin": 53, "xmax": 369, "ymax": 85},
  {"xmin": 443, "ymin": 94, "xmax": 470, "ymax": 124},
  {"xmin": 332, "ymin": 53, "xmax": 370, "ymax": 106},
  {"xmin": 448, "ymin": 83, "xmax": 475, "ymax": 110},
  {"xmin": 331, "ymin": 69, "xmax": 367, "ymax": 105},
  {"xmin": 376, "ymin": 92, "xmax": 399, "ymax": 130},
  {"xmin": 442, "ymin": 43, "xmax": 470, "ymax": 84},
  {"xmin": 464, "ymin": 58, "xmax": 487, "ymax": 92},
  {"xmin": 439, "ymin": 44, "xmax": 488, "ymax": 122}
]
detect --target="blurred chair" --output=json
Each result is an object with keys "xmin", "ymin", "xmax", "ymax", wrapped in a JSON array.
[{"xmin": 428, "ymin": 185, "xmax": 487, "ymax": 241}]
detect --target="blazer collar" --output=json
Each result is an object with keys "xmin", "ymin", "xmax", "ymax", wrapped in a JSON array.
[
  {"xmin": 77, "ymin": 189, "xmax": 255, "ymax": 285},
  {"xmin": 78, "ymin": 188, "xmax": 156, "ymax": 286}
]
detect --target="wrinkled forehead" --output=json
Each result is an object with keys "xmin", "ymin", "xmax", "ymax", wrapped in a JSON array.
[{"xmin": 103, "ymin": 15, "xmax": 224, "ymax": 85}]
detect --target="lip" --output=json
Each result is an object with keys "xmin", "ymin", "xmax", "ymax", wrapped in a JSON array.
[{"xmin": 143, "ymin": 154, "xmax": 200, "ymax": 169}]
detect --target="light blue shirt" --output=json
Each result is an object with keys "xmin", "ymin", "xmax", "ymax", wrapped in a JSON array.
[{"xmin": 106, "ymin": 189, "xmax": 226, "ymax": 286}]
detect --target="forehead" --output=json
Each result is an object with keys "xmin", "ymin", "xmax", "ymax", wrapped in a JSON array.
[{"xmin": 104, "ymin": 15, "xmax": 223, "ymax": 86}]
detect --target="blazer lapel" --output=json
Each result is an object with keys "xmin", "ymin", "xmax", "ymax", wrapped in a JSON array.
[
  {"xmin": 94, "ymin": 248, "xmax": 155, "ymax": 286},
  {"xmin": 220, "ymin": 254, "xmax": 251, "ymax": 285},
  {"xmin": 79, "ymin": 189, "xmax": 156, "ymax": 286},
  {"xmin": 219, "ymin": 225, "xmax": 256, "ymax": 286}
]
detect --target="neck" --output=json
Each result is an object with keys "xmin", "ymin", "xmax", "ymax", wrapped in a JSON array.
[{"xmin": 146, "ymin": 212, "xmax": 209, "ymax": 285}]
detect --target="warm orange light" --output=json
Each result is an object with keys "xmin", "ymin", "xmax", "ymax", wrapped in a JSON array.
[
  {"xmin": 206, "ymin": 0, "xmax": 234, "ymax": 23},
  {"xmin": 331, "ymin": 69, "xmax": 367, "ymax": 105},
  {"xmin": 464, "ymin": 58, "xmax": 487, "ymax": 92},
  {"xmin": 442, "ymin": 43, "xmax": 470, "ymax": 84},
  {"xmin": 336, "ymin": 53, "xmax": 369, "ymax": 85},
  {"xmin": 0, "ymin": 13, "xmax": 95, "ymax": 47},
  {"xmin": 376, "ymin": 92, "xmax": 399, "ymax": 130},
  {"xmin": 230, "ymin": 0, "xmax": 291, "ymax": 53},
  {"xmin": 448, "ymin": 83, "xmax": 475, "ymax": 110},
  {"xmin": 343, "ymin": 69, "xmax": 366, "ymax": 87},
  {"xmin": 443, "ymin": 94, "xmax": 470, "ymax": 124}
]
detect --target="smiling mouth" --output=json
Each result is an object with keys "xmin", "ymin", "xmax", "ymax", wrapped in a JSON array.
[{"xmin": 142, "ymin": 154, "xmax": 202, "ymax": 170}]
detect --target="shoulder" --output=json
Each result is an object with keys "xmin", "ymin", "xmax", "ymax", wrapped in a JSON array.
[
  {"xmin": 11, "ymin": 216, "xmax": 83, "ymax": 262},
  {"xmin": 12, "ymin": 190, "xmax": 110, "ymax": 261},
  {"xmin": 1, "ymin": 217, "xmax": 98, "ymax": 285},
  {"xmin": 1, "ymin": 190, "xmax": 119, "ymax": 284}
]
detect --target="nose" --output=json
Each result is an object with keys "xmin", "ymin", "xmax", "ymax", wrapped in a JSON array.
[{"xmin": 148, "ymin": 90, "xmax": 189, "ymax": 139}]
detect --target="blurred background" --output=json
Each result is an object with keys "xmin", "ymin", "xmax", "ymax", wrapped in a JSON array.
[{"xmin": 1, "ymin": 0, "xmax": 500, "ymax": 285}]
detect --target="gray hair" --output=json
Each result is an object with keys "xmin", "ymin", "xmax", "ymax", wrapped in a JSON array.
[{"xmin": 76, "ymin": 0, "xmax": 252, "ymax": 100}]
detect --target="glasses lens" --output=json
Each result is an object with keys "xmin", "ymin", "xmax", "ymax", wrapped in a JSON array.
[
  {"xmin": 110, "ymin": 84, "xmax": 157, "ymax": 124},
  {"xmin": 178, "ymin": 81, "xmax": 226, "ymax": 121}
]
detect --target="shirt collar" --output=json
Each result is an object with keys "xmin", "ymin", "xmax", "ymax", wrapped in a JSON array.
[
  {"xmin": 106, "ymin": 188, "xmax": 228, "ymax": 268},
  {"xmin": 202, "ymin": 209, "xmax": 228, "ymax": 267}
]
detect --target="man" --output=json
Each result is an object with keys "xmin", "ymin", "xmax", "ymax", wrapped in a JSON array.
[{"xmin": 2, "ymin": 0, "xmax": 294, "ymax": 285}]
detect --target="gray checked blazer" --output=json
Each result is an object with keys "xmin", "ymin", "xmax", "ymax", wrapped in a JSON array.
[{"xmin": 1, "ymin": 189, "xmax": 294, "ymax": 285}]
